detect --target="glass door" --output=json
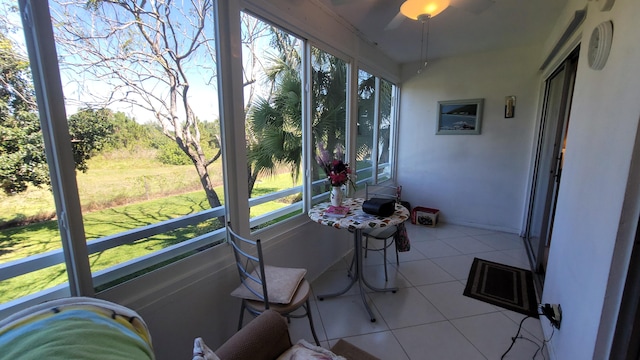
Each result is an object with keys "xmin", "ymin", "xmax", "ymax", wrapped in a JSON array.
[{"xmin": 525, "ymin": 50, "xmax": 578, "ymax": 277}]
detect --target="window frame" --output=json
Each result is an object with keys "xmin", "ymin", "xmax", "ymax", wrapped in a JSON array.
[{"xmin": 1, "ymin": 0, "xmax": 400, "ymax": 316}]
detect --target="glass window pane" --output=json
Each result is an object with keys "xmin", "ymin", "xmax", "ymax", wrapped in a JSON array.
[
  {"xmin": 241, "ymin": 13, "xmax": 304, "ymax": 231},
  {"xmin": 377, "ymin": 79, "xmax": 396, "ymax": 183},
  {"xmin": 49, "ymin": 1, "xmax": 224, "ymax": 290},
  {"xmin": 355, "ymin": 70, "xmax": 376, "ymax": 188},
  {"xmin": 0, "ymin": 4, "xmax": 70, "ymax": 304},
  {"xmin": 311, "ymin": 48, "xmax": 348, "ymax": 201}
]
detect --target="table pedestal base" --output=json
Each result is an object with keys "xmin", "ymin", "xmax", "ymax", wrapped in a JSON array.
[{"xmin": 317, "ymin": 229, "xmax": 397, "ymax": 322}]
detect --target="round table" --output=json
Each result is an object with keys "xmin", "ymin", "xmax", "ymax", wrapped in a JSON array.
[{"xmin": 308, "ymin": 198, "xmax": 409, "ymax": 322}]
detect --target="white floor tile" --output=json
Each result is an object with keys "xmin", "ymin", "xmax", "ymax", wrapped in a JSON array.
[
  {"xmin": 315, "ymin": 294, "xmax": 389, "ymax": 339},
  {"xmin": 361, "ymin": 263, "xmax": 413, "ymax": 290},
  {"xmin": 286, "ymin": 299, "xmax": 328, "ymax": 343},
  {"xmin": 472, "ymin": 251, "xmax": 530, "ymax": 270},
  {"xmin": 417, "ymin": 281, "xmax": 498, "ymax": 319},
  {"xmin": 369, "ymin": 287, "xmax": 445, "ymax": 329},
  {"xmin": 393, "ymin": 322, "xmax": 486, "ymax": 360},
  {"xmin": 444, "ymin": 235, "xmax": 496, "ymax": 254},
  {"xmin": 472, "ymin": 232, "xmax": 524, "ymax": 251},
  {"xmin": 397, "ymin": 259, "xmax": 456, "ymax": 286},
  {"xmin": 395, "ymin": 247, "xmax": 428, "ymax": 262},
  {"xmin": 312, "ymin": 268, "xmax": 361, "ymax": 298},
  {"xmin": 412, "ymin": 239, "xmax": 462, "ymax": 259},
  {"xmin": 430, "ymin": 254, "xmax": 477, "ymax": 280},
  {"xmin": 432, "ymin": 226, "xmax": 470, "ymax": 240},
  {"xmin": 502, "ymin": 310, "xmax": 547, "ymax": 343},
  {"xmin": 306, "ymin": 223, "xmax": 546, "ymax": 360},
  {"xmin": 451, "ymin": 312, "xmax": 546, "ymax": 359},
  {"xmin": 335, "ymin": 331, "xmax": 411, "ymax": 360}
]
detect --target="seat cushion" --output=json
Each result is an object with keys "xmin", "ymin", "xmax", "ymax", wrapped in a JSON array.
[
  {"xmin": 230, "ymin": 265, "xmax": 307, "ymax": 304},
  {"xmin": 276, "ymin": 339, "xmax": 345, "ymax": 360},
  {"xmin": 244, "ymin": 280, "xmax": 311, "ymax": 314}
]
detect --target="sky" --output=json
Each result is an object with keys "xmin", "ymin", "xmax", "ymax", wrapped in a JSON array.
[
  {"xmin": 4, "ymin": 1, "xmax": 285, "ymax": 126},
  {"xmin": 4, "ymin": 0, "xmax": 223, "ymax": 124}
]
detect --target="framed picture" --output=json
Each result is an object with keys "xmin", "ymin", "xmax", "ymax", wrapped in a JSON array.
[{"xmin": 436, "ymin": 98, "xmax": 484, "ymax": 135}]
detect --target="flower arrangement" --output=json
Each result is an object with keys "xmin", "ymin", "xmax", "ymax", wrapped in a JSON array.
[{"xmin": 316, "ymin": 142, "xmax": 354, "ymax": 188}]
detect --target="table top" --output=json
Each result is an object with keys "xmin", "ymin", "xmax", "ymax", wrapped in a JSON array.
[{"xmin": 308, "ymin": 198, "xmax": 409, "ymax": 230}]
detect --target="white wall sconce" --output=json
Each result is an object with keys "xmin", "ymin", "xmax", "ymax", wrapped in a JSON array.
[{"xmin": 505, "ymin": 96, "xmax": 516, "ymax": 118}]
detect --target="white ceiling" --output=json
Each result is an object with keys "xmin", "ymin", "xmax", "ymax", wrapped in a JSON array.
[{"xmin": 315, "ymin": 0, "xmax": 569, "ymax": 64}]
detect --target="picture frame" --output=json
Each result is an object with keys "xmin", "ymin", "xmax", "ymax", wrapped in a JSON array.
[{"xmin": 436, "ymin": 98, "xmax": 484, "ymax": 135}]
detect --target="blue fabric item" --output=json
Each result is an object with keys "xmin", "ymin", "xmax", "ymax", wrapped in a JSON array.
[{"xmin": 0, "ymin": 307, "xmax": 154, "ymax": 360}]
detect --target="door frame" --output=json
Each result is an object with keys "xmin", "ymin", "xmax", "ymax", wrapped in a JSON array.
[{"xmin": 524, "ymin": 48, "xmax": 579, "ymax": 291}]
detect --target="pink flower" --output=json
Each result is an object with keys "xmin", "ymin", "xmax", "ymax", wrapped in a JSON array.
[{"xmin": 315, "ymin": 142, "xmax": 353, "ymax": 187}]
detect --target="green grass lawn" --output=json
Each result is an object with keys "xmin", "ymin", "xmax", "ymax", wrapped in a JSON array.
[{"xmin": 0, "ymin": 153, "xmax": 301, "ymax": 303}]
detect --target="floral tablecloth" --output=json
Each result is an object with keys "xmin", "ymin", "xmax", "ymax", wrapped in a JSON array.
[{"xmin": 308, "ymin": 198, "xmax": 409, "ymax": 230}]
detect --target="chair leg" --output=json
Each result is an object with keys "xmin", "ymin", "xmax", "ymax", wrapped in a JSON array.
[
  {"xmin": 364, "ymin": 235, "xmax": 369, "ymax": 258},
  {"xmin": 383, "ymin": 239, "xmax": 389, "ymax": 282},
  {"xmin": 395, "ymin": 245, "xmax": 400, "ymax": 266},
  {"xmin": 305, "ymin": 300, "xmax": 321, "ymax": 346},
  {"xmin": 237, "ymin": 301, "xmax": 246, "ymax": 330}
]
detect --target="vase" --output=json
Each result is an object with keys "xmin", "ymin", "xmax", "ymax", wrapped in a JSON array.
[{"xmin": 330, "ymin": 186, "xmax": 343, "ymax": 207}]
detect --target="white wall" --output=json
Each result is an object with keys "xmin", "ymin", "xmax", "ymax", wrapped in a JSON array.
[
  {"xmin": 396, "ymin": 44, "xmax": 543, "ymax": 233},
  {"xmin": 540, "ymin": 0, "xmax": 640, "ymax": 358}
]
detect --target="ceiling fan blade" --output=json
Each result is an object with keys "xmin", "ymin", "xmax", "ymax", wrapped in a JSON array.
[
  {"xmin": 384, "ymin": 11, "xmax": 406, "ymax": 30},
  {"xmin": 451, "ymin": 0, "xmax": 495, "ymax": 14}
]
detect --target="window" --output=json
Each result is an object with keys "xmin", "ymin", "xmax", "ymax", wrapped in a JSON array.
[
  {"xmin": 1, "ymin": 1, "xmax": 399, "ymax": 313},
  {"xmin": 355, "ymin": 71, "xmax": 398, "ymax": 186},
  {"xmin": 377, "ymin": 78, "xmax": 397, "ymax": 182},
  {"xmin": 356, "ymin": 69, "xmax": 376, "ymax": 187},
  {"xmin": 0, "ymin": 6, "xmax": 70, "ymax": 304},
  {"xmin": 50, "ymin": 0, "xmax": 226, "ymax": 290},
  {"xmin": 0, "ymin": 0, "xmax": 226, "ymax": 311},
  {"xmin": 311, "ymin": 47, "xmax": 348, "ymax": 200},
  {"xmin": 241, "ymin": 13, "xmax": 304, "ymax": 230}
]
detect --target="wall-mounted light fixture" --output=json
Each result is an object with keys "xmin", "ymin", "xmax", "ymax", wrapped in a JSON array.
[{"xmin": 505, "ymin": 96, "xmax": 516, "ymax": 118}]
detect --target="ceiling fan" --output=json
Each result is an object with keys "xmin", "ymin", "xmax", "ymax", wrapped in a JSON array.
[
  {"xmin": 382, "ymin": 0, "xmax": 496, "ymax": 30},
  {"xmin": 328, "ymin": 0, "xmax": 495, "ymax": 29}
]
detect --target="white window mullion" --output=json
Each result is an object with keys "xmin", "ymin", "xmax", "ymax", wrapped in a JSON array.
[
  {"xmin": 216, "ymin": 0, "xmax": 250, "ymax": 236},
  {"xmin": 371, "ymin": 76, "xmax": 381, "ymax": 183},
  {"xmin": 19, "ymin": 0, "xmax": 93, "ymax": 296},
  {"xmin": 302, "ymin": 41, "xmax": 313, "ymax": 210}
]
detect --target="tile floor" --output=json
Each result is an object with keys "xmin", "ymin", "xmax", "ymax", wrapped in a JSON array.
[{"xmin": 287, "ymin": 222, "xmax": 551, "ymax": 359}]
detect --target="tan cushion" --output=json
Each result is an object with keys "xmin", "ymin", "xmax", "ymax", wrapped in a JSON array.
[
  {"xmin": 230, "ymin": 265, "xmax": 307, "ymax": 304},
  {"xmin": 276, "ymin": 340, "xmax": 346, "ymax": 360}
]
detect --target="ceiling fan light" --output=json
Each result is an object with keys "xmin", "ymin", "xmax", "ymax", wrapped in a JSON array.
[{"xmin": 400, "ymin": 0, "xmax": 450, "ymax": 20}]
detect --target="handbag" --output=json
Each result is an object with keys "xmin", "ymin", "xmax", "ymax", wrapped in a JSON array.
[
  {"xmin": 362, "ymin": 198, "xmax": 395, "ymax": 217},
  {"xmin": 394, "ymin": 222, "xmax": 411, "ymax": 252}
]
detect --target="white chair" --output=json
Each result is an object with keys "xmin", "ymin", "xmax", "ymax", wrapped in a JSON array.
[
  {"xmin": 227, "ymin": 222, "xmax": 320, "ymax": 346},
  {"xmin": 362, "ymin": 183, "xmax": 402, "ymax": 281}
]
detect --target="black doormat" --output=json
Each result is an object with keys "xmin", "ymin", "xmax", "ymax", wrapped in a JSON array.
[{"xmin": 463, "ymin": 257, "xmax": 539, "ymax": 318}]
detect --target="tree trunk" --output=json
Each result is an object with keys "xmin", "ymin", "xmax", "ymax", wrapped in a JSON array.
[{"xmin": 248, "ymin": 164, "xmax": 258, "ymax": 197}]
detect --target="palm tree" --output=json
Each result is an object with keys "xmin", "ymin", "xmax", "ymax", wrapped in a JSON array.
[{"xmin": 245, "ymin": 26, "xmax": 348, "ymax": 197}]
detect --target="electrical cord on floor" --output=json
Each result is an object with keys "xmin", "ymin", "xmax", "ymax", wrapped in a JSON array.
[
  {"xmin": 517, "ymin": 336, "xmax": 543, "ymax": 359},
  {"xmin": 501, "ymin": 315, "xmax": 530, "ymax": 359},
  {"xmin": 535, "ymin": 325, "xmax": 555, "ymax": 359},
  {"xmin": 501, "ymin": 313, "xmax": 557, "ymax": 359}
]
